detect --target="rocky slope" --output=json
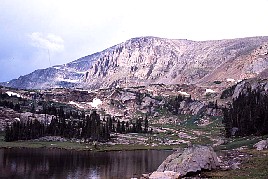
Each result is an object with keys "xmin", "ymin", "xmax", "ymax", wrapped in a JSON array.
[
  {"xmin": 3, "ymin": 36, "xmax": 268, "ymax": 89},
  {"xmin": 3, "ymin": 52, "xmax": 101, "ymax": 89}
]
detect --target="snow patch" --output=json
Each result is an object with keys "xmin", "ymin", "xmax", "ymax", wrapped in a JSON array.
[
  {"xmin": 53, "ymin": 66, "xmax": 61, "ymax": 70},
  {"xmin": 226, "ymin": 78, "xmax": 235, "ymax": 82},
  {"xmin": 63, "ymin": 79, "xmax": 79, "ymax": 83},
  {"xmin": 88, "ymin": 98, "xmax": 102, "ymax": 108},
  {"xmin": 6, "ymin": 91, "xmax": 21, "ymax": 98},
  {"xmin": 14, "ymin": 118, "xmax": 20, "ymax": 122},
  {"xmin": 68, "ymin": 101, "xmax": 84, "ymax": 109},
  {"xmin": 178, "ymin": 91, "xmax": 190, "ymax": 97},
  {"xmin": 205, "ymin": 89, "xmax": 216, "ymax": 94},
  {"xmin": 57, "ymin": 78, "xmax": 79, "ymax": 83},
  {"xmin": 74, "ymin": 71, "xmax": 86, "ymax": 74}
]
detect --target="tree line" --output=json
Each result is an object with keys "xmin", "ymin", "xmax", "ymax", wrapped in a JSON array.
[
  {"xmin": 0, "ymin": 100, "xmax": 21, "ymax": 112},
  {"xmin": 5, "ymin": 106, "xmax": 151, "ymax": 142},
  {"xmin": 223, "ymin": 88, "xmax": 268, "ymax": 137},
  {"xmin": 5, "ymin": 110, "xmax": 110, "ymax": 142},
  {"xmin": 112, "ymin": 116, "xmax": 151, "ymax": 134}
]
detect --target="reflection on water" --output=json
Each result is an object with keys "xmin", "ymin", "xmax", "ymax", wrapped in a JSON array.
[{"xmin": 0, "ymin": 148, "xmax": 172, "ymax": 179}]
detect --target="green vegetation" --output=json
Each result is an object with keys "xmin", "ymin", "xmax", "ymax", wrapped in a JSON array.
[
  {"xmin": 96, "ymin": 144, "xmax": 182, "ymax": 152},
  {"xmin": 204, "ymin": 150, "xmax": 268, "ymax": 178},
  {"xmin": 215, "ymin": 135, "xmax": 268, "ymax": 151},
  {"xmin": 0, "ymin": 131, "xmax": 181, "ymax": 151},
  {"xmin": 0, "ymin": 141, "xmax": 109, "ymax": 151},
  {"xmin": 5, "ymin": 110, "xmax": 111, "ymax": 142}
]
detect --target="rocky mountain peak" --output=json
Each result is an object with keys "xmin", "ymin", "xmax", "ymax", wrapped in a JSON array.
[{"xmin": 3, "ymin": 36, "xmax": 268, "ymax": 90}]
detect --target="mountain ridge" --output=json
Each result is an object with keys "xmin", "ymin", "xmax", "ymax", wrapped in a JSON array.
[{"xmin": 3, "ymin": 36, "xmax": 268, "ymax": 89}]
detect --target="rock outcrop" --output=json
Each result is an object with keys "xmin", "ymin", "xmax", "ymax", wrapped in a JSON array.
[
  {"xmin": 155, "ymin": 145, "xmax": 219, "ymax": 177},
  {"xmin": 254, "ymin": 139, "xmax": 268, "ymax": 150},
  {"xmin": 0, "ymin": 106, "xmax": 54, "ymax": 131}
]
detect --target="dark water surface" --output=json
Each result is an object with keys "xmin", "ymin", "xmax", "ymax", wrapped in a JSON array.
[{"xmin": 0, "ymin": 148, "xmax": 172, "ymax": 179}]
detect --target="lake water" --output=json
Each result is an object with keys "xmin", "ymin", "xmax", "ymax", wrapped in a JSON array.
[{"xmin": 0, "ymin": 148, "xmax": 172, "ymax": 179}]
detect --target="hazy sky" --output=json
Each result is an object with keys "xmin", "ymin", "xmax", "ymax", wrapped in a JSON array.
[{"xmin": 1, "ymin": 0, "xmax": 268, "ymax": 82}]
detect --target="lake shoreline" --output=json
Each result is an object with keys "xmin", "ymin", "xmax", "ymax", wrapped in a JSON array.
[
  {"xmin": 0, "ymin": 140, "xmax": 179, "ymax": 152},
  {"xmin": 0, "ymin": 131, "xmax": 184, "ymax": 152}
]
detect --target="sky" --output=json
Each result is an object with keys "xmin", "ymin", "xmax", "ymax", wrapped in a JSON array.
[{"xmin": 1, "ymin": 0, "xmax": 268, "ymax": 82}]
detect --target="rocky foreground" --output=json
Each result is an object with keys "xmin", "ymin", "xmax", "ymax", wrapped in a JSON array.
[{"xmin": 140, "ymin": 141, "xmax": 268, "ymax": 179}]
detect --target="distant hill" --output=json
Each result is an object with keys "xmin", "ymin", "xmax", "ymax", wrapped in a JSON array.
[{"xmin": 3, "ymin": 36, "xmax": 268, "ymax": 89}]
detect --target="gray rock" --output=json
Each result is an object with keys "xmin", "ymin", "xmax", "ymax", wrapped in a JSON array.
[
  {"xmin": 213, "ymin": 138, "xmax": 226, "ymax": 147},
  {"xmin": 36, "ymin": 136, "xmax": 68, "ymax": 142},
  {"xmin": 153, "ymin": 112, "xmax": 159, "ymax": 117},
  {"xmin": 179, "ymin": 101, "xmax": 206, "ymax": 115},
  {"xmin": 156, "ymin": 145, "xmax": 219, "ymax": 177},
  {"xmin": 230, "ymin": 162, "xmax": 241, "ymax": 170},
  {"xmin": 140, "ymin": 173, "xmax": 150, "ymax": 179},
  {"xmin": 149, "ymin": 171, "xmax": 180, "ymax": 179},
  {"xmin": 254, "ymin": 139, "xmax": 268, "ymax": 150},
  {"xmin": 231, "ymin": 127, "xmax": 239, "ymax": 136}
]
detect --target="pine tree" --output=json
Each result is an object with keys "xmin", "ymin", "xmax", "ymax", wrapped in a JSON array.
[
  {"xmin": 116, "ymin": 120, "xmax": 121, "ymax": 133},
  {"xmin": 14, "ymin": 103, "xmax": 20, "ymax": 112},
  {"xmin": 136, "ymin": 119, "xmax": 142, "ymax": 133},
  {"xmin": 144, "ymin": 116, "xmax": 149, "ymax": 133},
  {"xmin": 126, "ymin": 121, "xmax": 130, "ymax": 133},
  {"xmin": 121, "ymin": 121, "xmax": 125, "ymax": 133},
  {"xmin": 31, "ymin": 103, "xmax": 35, "ymax": 113}
]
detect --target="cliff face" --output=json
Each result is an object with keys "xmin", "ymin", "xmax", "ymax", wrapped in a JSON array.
[
  {"xmin": 83, "ymin": 36, "xmax": 268, "ymax": 89},
  {"xmin": 4, "ymin": 36, "xmax": 268, "ymax": 89}
]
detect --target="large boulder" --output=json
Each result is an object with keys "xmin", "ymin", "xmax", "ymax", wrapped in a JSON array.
[{"xmin": 156, "ymin": 145, "xmax": 219, "ymax": 177}]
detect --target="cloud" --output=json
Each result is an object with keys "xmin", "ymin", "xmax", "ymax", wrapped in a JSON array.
[
  {"xmin": 29, "ymin": 32, "xmax": 64, "ymax": 52},
  {"xmin": 1, "ymin": 0, "xmax": 268, "ymax": 82}
]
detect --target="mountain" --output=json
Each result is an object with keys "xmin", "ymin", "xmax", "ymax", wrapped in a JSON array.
[
  {"xmin": 3, "ymin": 36, "xmax": 268, "ymax": 89},
  {"xmin": 3, "ymin": 52, "xmax": 101, "ymax": 89}
]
